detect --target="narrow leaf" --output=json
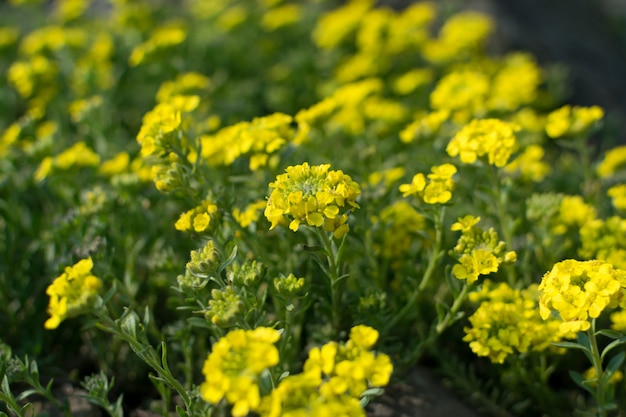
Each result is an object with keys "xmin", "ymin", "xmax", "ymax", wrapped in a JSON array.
[{"xmin": 601, "ymin": 336, "xmax": 626, "ymax": 360}]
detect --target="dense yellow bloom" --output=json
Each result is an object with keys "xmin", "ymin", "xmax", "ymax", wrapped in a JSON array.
[
  {"xmin": 175, "ymin": 200, "xmax": 219, "ymax": 233},
  {"xmin": 579, "ymin": 216, "xmax": 626, "ymax": 270},
  {"xmin": 137, "ymin": 95, "xmax": 199, "ymax": 157},
  {"xmin": 422, "ymin": 11, "xmax": 493, "ymax": 63},
  {"xmin": 608, "ymin": 184, "xmax": 626, "ymax": 210},
  {"xmin": 597, "ymin": 145, "xmax": 626, "ymax": 178},
  {"xmin": 34, "ymin": 141, "xmax": 100, "ymax": 181},
  {"xmin": 8, "ymin": 54, "xmax": 57, "ymax": 98},
  {"xmin": 504, "ymin": 144, "xmax": 550, "ymax": 182},
  {"xmin": 313, "ymin": 0, "xmax": 373, "ymax": 49},
  {"xmin": 99, "ymin": 152, "xmax": 130, "ymax": 177},
  {"xmin": 399, "ymin": 163, "xmax": 456, "ymax": 204},
  {"xmin": 233, "ymin": 200, "xmax": 268, "ymax": 228},
  {"xmin": 265, "ymin": 163, "xmax": 360, "ymax": 238},
  {"xmin": 374, "ymin": 200, "xmax": 425, "ymax": 259},
  {"xmin": 199, "ymin": 113, "xmax": 293, "ymax": 169},
  {"xmin": 610, "ymin": 310, "xmax": 626, "ymax": 332},
  {"xmin": 392, "ymin": 68, "xmax": 434, "ymax": 95},
  {"xmin": 430, "ymin": 71, "xmax": 489, "ymax": 115},
  {"xmin": 464, "ymin": 281, "xmax": 566, "ymax": 363},
  {"xmin": 447, "ymin": 119, "xmax": 520, "ymax": 167},
  {"xmin": 399, "ymin": 110, "xmax": 449, "ymax": 143},
  {"xmin": 261, "ymin": 4, "xmax": 301, "ymax": 31},
  {"xmin": 487, "ymin": 53, "xmax": 541, "ymax": 111},
  {"xmin": 129, "ymin": 23, "xmax": 187, "ymax": 66},
  {"xmin": 538, "ymin": 260, "xmax": 626, "ymax": 333},
  {"xmin": 44, "ymin": 258, "xmax": 102, "ymax": 329},
  {"xmin": 200, "ymin": 327, "xmax": 281, "ymax": 416},
  {"xmin": 451, "ymin": 216, "xmax": 516, "ymax": 284},
  {"xmin": 552, "ymin": 195, "xmax": 597, "ymax": 235},
  {"xmin": 259, "ymin": 325, "xmax": 391, "ymax": 416},
  {"xmin": 156, "ymin": 72, "xmax": 210, "ymax": 103},
  {"xmin": 545, "ymin": 105, "xmax": 604, "ymax": 138}
]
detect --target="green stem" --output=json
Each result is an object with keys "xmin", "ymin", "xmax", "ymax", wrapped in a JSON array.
[
  {"xmin": 317, "ymin": 229, "xmax": 343, "ymax": 332},
  {"xmin": 488, "ymin": 166, "xmax": 517, "ymax": 285},
  {"xmin": 435, "ymin": 281, "xmax": 470, "ymax": 334},
  {"xmin": 96, "ymin": 309, "xmax": 192, "ymax": 410},
  {"xmin": 587, "ymin": 319, "xmax": 608, "ymax": 417},
  {"xmin": 383, "ymin": 207, "xmax": 445, "ymax": 335}
]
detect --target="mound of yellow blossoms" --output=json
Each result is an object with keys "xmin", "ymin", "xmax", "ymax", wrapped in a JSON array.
[
  {"xmin": 265, "ymin": 162, "xmax": 361, "ymax": 238},
  {"xmin": 44, "ymin": 257, "xmax": 102, "ymax": 329},
  {"xmin": 539, "ymin": 260, "xmax": 626, "ymax": 333}
]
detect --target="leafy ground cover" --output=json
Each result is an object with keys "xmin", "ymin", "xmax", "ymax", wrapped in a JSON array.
[{"xmin": 2, "ymin": 1, "xmax": 626, "ymax": 416}]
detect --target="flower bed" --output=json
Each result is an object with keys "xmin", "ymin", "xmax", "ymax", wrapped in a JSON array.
[{"xmin": 1, "ymin": 1, "xmax": 626, "ymax": 416}]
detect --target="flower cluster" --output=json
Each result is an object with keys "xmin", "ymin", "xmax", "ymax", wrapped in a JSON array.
[
  {"xmin": 538, "ymin": 259, "xmax": 626, "ymax": 333},
  {"xmin": 464, "ymin": 281, "xmax": 566, "ymax": 363},
  {"xmin": 597, "ymin": 145, "xmax": 626, "ymax": 178},
  {"xmin": 174, "ymin": 199, "xmax": 219, "ymax": 233},
  {"xmin": 450, "ymin": 216, "xmax": 517, "ymax": 284},
  {"xmin": 200, "ymin": 327, "xmax": 281, "ymax": 417},
  {"xmin": 258, "ymin": 325, "xmax": 392, "ymax": 416},
  {"xmin": 44, "ymin": 257, "xmax": 102, "ymax": 329},
  {"xmin": 579, "ymin": 216, "xmax": 626, "ymax": 270},
  {"xmin": 399, "ymin": 163, "xmax": 457, "ymax": 204},
  {"xmin": 265, "ymin": 163, "xmax": 361, "ymax": 238},
  {"xmin": 503, "ymin": 144, "xmax": 550, "ymax": 182},
  {"xmin": 545, "ymin": 105, "xmax": 604, "ymax": 138},
  {"xmin": 373, "ymin": 201, "xmax": 425, "ymax": 260},
  {"xmin": 35, "ymin": 141, "xmax": 100, "ymax": 181},
  {"xmin": 128, "ymin": 23, "xmax": 186, "ymax": 67},
  {"xmin": 607, "ymin": 184, "xmax": 626, "ymax": 211},
  {"xmin": 446, "ymin": 119, "xmax": 520, "ymax": 167},
  {"xmin": 198, "ymin": 113, "xmax": 294, "ymax": 170}
]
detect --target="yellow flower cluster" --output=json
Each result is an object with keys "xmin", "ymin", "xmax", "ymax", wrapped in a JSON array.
[
  {"xmin": 608, "ymin": 184, "xmax": 626, "ymax": 211},
  {"xmin": 553, "ymin": 195, "xmax": 597, "ymax": 235},
  {"xmin": 597, "ymin": 145, "xmax": 626, "ymax": 178},
  {"xmin": 198, "ymin": 112, "xmax": 293, "ymax": 170},
  {"xmin": 399, "ymin": 163, "xmax": 456, "ymax": 204},
  {"xmin": 464, "ymin": 281, "xmax": 566, "ymax": 364},
  {"xmin": 447, "ymin": 119, "xmax": 520, "ymax": 167},
  {"xmin": 430, "ymin": 71, "xmax": 489, "ymax": 116},
  {"xmin": 233, "ymin": 200, "xmax": 268, "ymax": 228},
  {"xmin": 258, "ymin": 325, "xmax": 392, "ymax": 417},
  {"xmin": 35, "ymin": 141, "xmax": 100, "ymax": 181},
  {"xmin": 579, "ymin": 216, "xmax": 626, "ymax": 270},
  {"xmin": 156, "ymin": 72, "xmax": 211, "ymax": 103},
  {"xmin": 200, "ymin": 327, "xmax": 281, "ymax": 417},
  {"xmin": 538, "ymin": 259, "xmax": 626, "ymax": 333},
  {"xmin": 503, "ymin": 144, "xmax": 551, "ymax": 182},
  {"xmin": 487, "ymin": 53, "xmax": 541, "ymax": 111},
  {"xmin": 44, "ymin": 257, "xmax": 102, "ymax": 329},
  {"xmin": 265, "ymin": 163, "xmax": 361, "ymax": 238},
  {"xmin": 374, "ymin": 201, "xmax": 425, "ymax": 260},
  {"xmin": 422, "ymin": 11, "xmax": 493, "ymax": 64},
  {"xmin": 174, "ymin": 199, "xmax": 219, "ymax": 233},
  {"xmin": 450, "ymin": 215, "xmax": 517, "ymax": 284},
  {"xmin": 136, "ymin": 95, "xmax": 200, "ymax": 157},
  {"xmin": 399, "ymin": 109, "xmax": 449, "ymax": 143},
  {"xmin": 128, "ymin": 23, "xmax": 187, "ymax": 66},
  {"xmin": 545, "ymin": 105, "xmax": 604, "ymax": 138}
]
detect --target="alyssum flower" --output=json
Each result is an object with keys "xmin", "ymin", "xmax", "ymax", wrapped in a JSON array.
[
  {"xmin": 265, "ymin": 162, "xmax": 360, "ymax": 238},
  {"xmin": 44, "ymin": 257, "xmax": 102, "ymax": 329}
]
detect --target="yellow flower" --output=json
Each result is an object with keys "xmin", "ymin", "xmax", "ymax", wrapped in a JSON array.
[
  {"xmin": 399, "ymin": 163, "xmax": 456, "ymax": 204},
  {"xmin": 545, "ymin": 105, "xmax": 604, "ymax": 138},
  {"xmin": 265, "ymin": 163, "xmax": 360, "ymax": 237},
  {"xmin": 538, "ymin": 260, "xmax": 626, "ymax": 334},
  {"xmin": 447, "ymin": 119, "xmax": 520, "ymax": 167},
  {"xmin": 597, "ymin": 145, "xmax": 626, "ymax": 178},
  {"xmin": 608, "ymin": 184, "xmax": 626, "ymax": 211},
  {"xmin": 430, "ymin": 71, "xmax": 489, "ymax": 115},
  {"xmin": 464, "ymin": 281, "xmax": 566, "ymax": 364},
  {"xmin": 175, "ymin": 200, "xmax": 219, "ymax": 233},
  {"xmin": 200, "ymin": 327, "xmax": 281, "ymax": 416},
  {"xmin": 233, "ymin": 200, "xmax": 268, "ymax": 228},
  {"xmin": 44, "ymin": 258, "xmax": 102, "ymax": 329},
  {"xmin": 503, "ymin": 144, "xmax": 551, "ymax": 182}
]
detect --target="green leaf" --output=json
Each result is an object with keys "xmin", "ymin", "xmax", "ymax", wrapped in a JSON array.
[
  {"xmin": 595, "ymin": 329, "xmax": 625, "ymax": 339},
  {"xmin": 603, "ymin": 351, "xmax": 625, "ymax": 385},
  {"xmin": 601, "ymin": 336, "xmax": 626, "ymax": 361},
  {"xmin": 552, "ymin": 341, "xmax": 591, "ymax": 353},
  {"xmin": 568, "ymin": 371, "xmax": 594, "ymax": 394},
  {"xmin": 217, "ymin": 245, "xmax": 238, "ymax": 274},
  {"xmin": 577, "ymin": 332, "xmax": 591, "ymax": 350}
]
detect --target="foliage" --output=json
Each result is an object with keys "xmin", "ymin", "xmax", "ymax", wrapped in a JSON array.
[{"xmin": 1, "ymin": 0, "xmax": 626, "ymax": 416}]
